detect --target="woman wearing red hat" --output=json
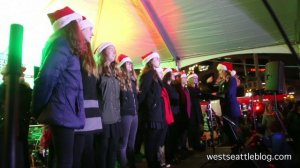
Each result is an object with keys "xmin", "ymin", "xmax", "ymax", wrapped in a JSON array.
[
  {"xmin": 31, "ymin": 6, "xmax": 86, "ymax": 168},
  {"xmin": 138, "ymin": 52, "xmax": 166, "ymax": 168},
  {"xmin": 72, "ymin": 16, "xmax": 102, "ymax": 168},
  {"xmin": 117, "ymin": 54, "xmax": 139, "ymax": 168},
  {"xmin": 217, "ymin": 62, "xmax": 241, "ymax": 153}
]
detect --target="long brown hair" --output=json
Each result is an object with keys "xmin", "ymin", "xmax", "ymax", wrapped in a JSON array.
[
  {"xmin": 59, "ymin": 20, "xmax": 88, "ymax": 60},
  {"xmin": 96, "ymin": 48, "xmax": 119, "ymax": 78},
  {"xmin": 119, "ymin": 63, "xmax": 137, "ymax": 91},
  {"xmin": 82, "ymin": 42, "xmax": 98, "ymax": 77},
  {"xmin": 139, "ymin": 60, "xmax": 159, "ymax": 82}
]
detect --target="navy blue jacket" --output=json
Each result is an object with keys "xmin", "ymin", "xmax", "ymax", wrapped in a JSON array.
[
  {"xmin": 219, "ymin": 76, "xmax": 241, "ymax": 120},
  {"xmin": 120, "ymin": 79, "xmax": 138, "ymax": 116},
  {"xmin": 138, "ymin": 70, "xmax": 165, "ymax": 125},
  {"xmin": 31, "ymin": 35, "xmax": 85, "ymax": 129}
]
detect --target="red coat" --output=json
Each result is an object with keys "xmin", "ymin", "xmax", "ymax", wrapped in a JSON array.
[{"xmin": 162, "ymin": 87, "xmax": 174, "ymax": 125}]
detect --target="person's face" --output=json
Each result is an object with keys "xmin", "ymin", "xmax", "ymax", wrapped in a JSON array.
[
  {"xmin": 82, "ymin": 27, "xmax": 94, "ymax": 43},
  {"xmin": 125, "ymin": 61, "xmax": 132, "ymax": 72},
  {"xmin": 188, "ymin": 76, "xmax": 198, "ymax": 87},
  {"xmin": 103, "ymin": 46, "xmax": 116, "ymax": 63},
  {"xmin": 151, "ymin": 57, "xmax": 160, "ymax": 68},
  {"xmin": 181, "ymin": 77, "xmax": 187, "ymax": 86},
  {"xmin": 171, "ymin": 73, "xmax": 175, "ymax": 81},
  {"xmin": 218, "ymin": 70, "xmax": 226, "ymax": 79}
]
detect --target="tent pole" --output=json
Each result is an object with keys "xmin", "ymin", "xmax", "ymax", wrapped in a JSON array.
[
  {"xmin": 242, "ymin": 58, "xmax": 249, "ymax": 89},
  {"xmin": 253, "ymin": 53, "xmax": 262, "ymax": 102},
  {"xmin": 141, "ymin": 0, "xmax": 180, "ymax": 63}
]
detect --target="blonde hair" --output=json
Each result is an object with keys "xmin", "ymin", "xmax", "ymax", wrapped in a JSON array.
[{"xmin": 96, "ymin": 49, "xmax": 119, "ymax": 78}]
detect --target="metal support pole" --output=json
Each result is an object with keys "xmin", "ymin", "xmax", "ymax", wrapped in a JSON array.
[{"xmin": 3, "ymin": 24, "xmax": 23, "ymax": 168}]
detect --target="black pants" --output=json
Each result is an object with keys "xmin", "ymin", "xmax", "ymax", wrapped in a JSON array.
[
  {"xmin": 73, "ymin": 134, "xmax": 95, "ymax": 168},
  {"xmin": 95, "ymin": 123, "xmax": 120, "ymax": 168},
  {"xmin": 144, "ymin": 128, "xmax": 164, "ymax": 168},
  {"xmin": 51, "ymin": 125, "xmax": 75, "ymax": 168}
]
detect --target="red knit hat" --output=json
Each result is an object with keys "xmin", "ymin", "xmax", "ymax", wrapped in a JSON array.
[
  {"xmin": 79, "ymin": 16, "xmax": 93, "ymax": 30},
  {"xmin": 217, "ymin": 62, "xmax": 236, "ymax": 76},
  {"xmin": 172, "ymin": 69, "xmax": 180, "ymax": 76},
  {"xmin": 117, "ymin": 54, "xmax": 132, "ymax": 67},
  {"xmin": 141, "ymin": 51, "xmax": 160, "ymax": 65},
  {"xmin": 47, "ymin": 6, "xmax": 82, "ymax": 31}
]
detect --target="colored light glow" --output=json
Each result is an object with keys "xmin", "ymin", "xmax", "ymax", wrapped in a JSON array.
[{"xmin": 250, "ymin": 68, "xmax": 265, "ymax": 72}]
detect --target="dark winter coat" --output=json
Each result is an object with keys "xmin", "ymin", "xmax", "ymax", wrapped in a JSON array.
[
  {"xmin": 31, "ymin": 36, "xmax": 85, "ymax": 129},
  {"xmin": 120, "ymin": 79, "xmax": 138, "ymax": 116},
  {"xmin": 138, "ymin": 70, "xmax": 165, "ymax": 128}
]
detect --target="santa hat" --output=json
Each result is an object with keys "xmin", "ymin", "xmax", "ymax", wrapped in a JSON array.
[
  {"xmin": 187, "ymin": 73, "xmax": 198, "ymax": 80},
  {"xmin": 217, "ymin": 62, "xmax": 236, "ymax": 76},
  {"xmin": 141, "ymin": 52, "xmax": 160, "ymax": 65},
  {"xmin": 47, "ymin": 6, "xmax": 82, "ymax": 31},
  {"xmin": 117, "ymin": 54, "xmax": 132, "ymax": 67},
  {"xmin": 94, "ymin": 42, "xmax": 115, "ymax": 54},
  {"xmin": 162, "ymin": 68, "xmax": 172, "ymax": 78},
  {"xmin": 180, "ymin": 71, "xmax": 187, "ymax": 78},
  {"xmin": 172, "ymin": 69, "xmax": 180, "ymax": 76},
  {"xmin": 79, "ymin": 16, "xmax": 93, "ymax": 30}
]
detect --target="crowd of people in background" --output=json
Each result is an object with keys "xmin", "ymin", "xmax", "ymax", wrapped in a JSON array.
[{"xmin": 1, "ymin": 6, "xmax": 300, "ymax": 168}]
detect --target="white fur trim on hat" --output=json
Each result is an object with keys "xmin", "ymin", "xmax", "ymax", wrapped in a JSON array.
[
  {"xmin": 142, "ymin": 52, "xmax": 160, "ymax": 65},
  {"xmin": 52, "ymin": 12, "xmax": 82, "ymax": 31},
  {"xmin": 95, "ymin": 42, "xmax": 115, "ymax": 54},
  {"xmin": 79, "ymin": 19, "xmax": 93, "ymax": 30},
  {"xmin": 187, "ymin": 73, "xmax": 198, "ymax": 80},
  {"xmin": 118, "ymin": 57, "xmax": 132, "ymax": 67},
  {"xmin": 180, "ymin": 73, "xmax": 187, "ymax": 78},
  {"xmin": 230, "ymin": 70, "xmax": 236, "ymax": 76},
  {"xmin": 217, "ymin": 64, "xmax": 227, "ymax": 71},
  {"xmin": 162, "ymin": 68, "xmax": 172, "ymax": 78}
]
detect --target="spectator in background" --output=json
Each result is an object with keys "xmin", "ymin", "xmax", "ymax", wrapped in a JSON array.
[{"xmin": 0, "ymin": 65, "xmax": 32, "ymax": 168}]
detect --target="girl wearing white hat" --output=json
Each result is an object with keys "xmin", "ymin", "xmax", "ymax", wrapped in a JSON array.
[
  {"xmin": 138, "ymin": 51, "xmax": 166, "ymax": 168},
  {"xmin": 94, "ymin": 42, "xmax": 121, "ymax": 168}
]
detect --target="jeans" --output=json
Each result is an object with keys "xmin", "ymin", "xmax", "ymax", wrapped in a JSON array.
[{"xmin": 119, "ymin": 115, "xmax": 138, "ymax": 168}]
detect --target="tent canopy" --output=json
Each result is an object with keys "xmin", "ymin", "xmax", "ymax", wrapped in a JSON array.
[{"xmin": 0, "ymin": 0, "xmax": 299, "ymax": 69}]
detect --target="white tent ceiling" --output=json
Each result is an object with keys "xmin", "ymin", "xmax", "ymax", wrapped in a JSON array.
[{"xmin": 1, "ymin": 0, "xmax": 299, "ymax": 69}]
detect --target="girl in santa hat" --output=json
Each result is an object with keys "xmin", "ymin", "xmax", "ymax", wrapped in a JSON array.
[
  {"xmin": 31, "ymin": 6, "xmax": 86, "ymax": 167},
  {"xmin": 138, "ymin": 52, "xmax": 166, "ymax": 168},
  {"xmin": 216, "ymin": 62, "xmax": 241, "ymax": 154},
  {"xmin": 72, "ymin": 16, "xmax": 102, "ymax": 168},
  {"xmin": 117, "ymin": 54, "xmax": 139, "ymax": 168}
]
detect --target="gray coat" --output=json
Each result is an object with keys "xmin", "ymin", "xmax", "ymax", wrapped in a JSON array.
[{"xmin": 97, "ymin": 75, "xmax": 121, "ymax": 124}]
